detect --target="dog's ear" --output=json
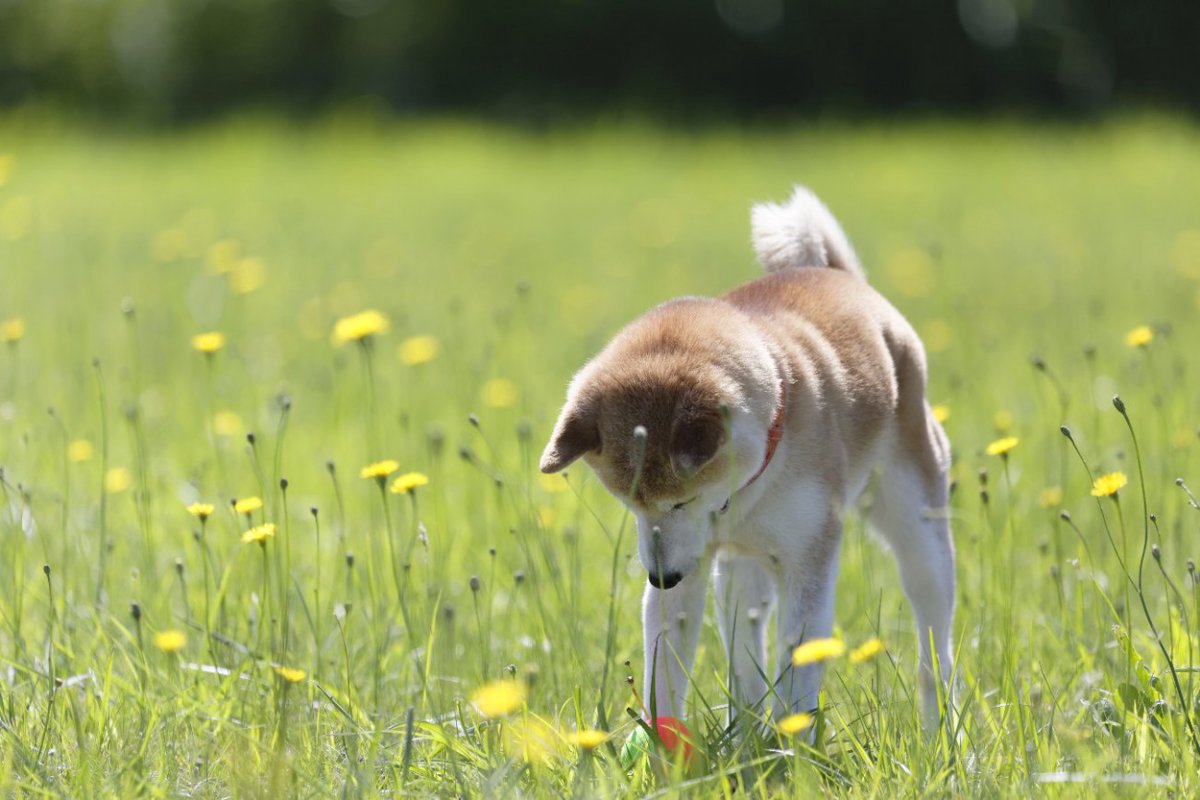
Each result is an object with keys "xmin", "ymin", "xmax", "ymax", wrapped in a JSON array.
[
  {"xmin": 540, "ymin": 397, "xmax": 600, "ymax": 473},
  {"xmin": 669, "ymin": 407, "xmax": 725, "ymax": 480}
]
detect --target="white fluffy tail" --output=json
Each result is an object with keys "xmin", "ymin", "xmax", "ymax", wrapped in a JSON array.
[{"xmin": 750, "ymin": 186, "xmax": 865, "ymax": 279}]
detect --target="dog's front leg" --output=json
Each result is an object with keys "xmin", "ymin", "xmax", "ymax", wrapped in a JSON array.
[
  {"xmin": 774, "ymin": 520, "xmax": 842, "ymax": 722},
  {"xmin": 642, "ymin": 569, "xmax": 708, "ymax": 720}
]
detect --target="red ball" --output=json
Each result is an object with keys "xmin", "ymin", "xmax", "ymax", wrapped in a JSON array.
[{"xmin": 652, "ymin": 716, "xmax": 695, "ymax": 762}]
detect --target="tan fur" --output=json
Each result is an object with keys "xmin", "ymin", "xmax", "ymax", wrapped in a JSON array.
[{"xmin": 543, "ymin": 269, "xmax": 927, "ymax": 510}]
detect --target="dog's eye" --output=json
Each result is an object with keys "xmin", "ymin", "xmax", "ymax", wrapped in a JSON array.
[{"xmin": 672, "ymin": 497, "xmax": 697, "ymax": 511}]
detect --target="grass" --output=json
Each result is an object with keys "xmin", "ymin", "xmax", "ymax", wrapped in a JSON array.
[{"xmin": 1, "ymin": 111, "xmax": 1200, "ymax": 797}]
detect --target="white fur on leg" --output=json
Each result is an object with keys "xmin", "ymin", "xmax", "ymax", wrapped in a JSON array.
[
  {"xmin": 642, "ymin": 570, "xmax": 708, "ymax": 720},
  {"xmin": 868, "ymin": 457, "xmax": 956, "ymax": 728},
  {"xmin": 774, "ymin": 549, "xmax": 840, "ymax": 722},
  {"xmin": 714, "ymin": 557, "xmax": 775, "ymax": 720}
]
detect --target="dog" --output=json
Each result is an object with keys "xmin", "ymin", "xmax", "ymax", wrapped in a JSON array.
[{"xmin": 540, "ymin": 187, "xmax": 955, "ymax": 729}]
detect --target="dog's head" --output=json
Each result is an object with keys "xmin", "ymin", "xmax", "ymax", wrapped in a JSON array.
[{"xmin": 540, "ymin": 298, "xmax": 780, "ymax": 589}]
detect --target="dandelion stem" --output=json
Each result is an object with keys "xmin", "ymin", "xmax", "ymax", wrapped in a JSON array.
[{"xmin": 1114, "ymin": 398, "xmax": 1200, "ymax": 755}]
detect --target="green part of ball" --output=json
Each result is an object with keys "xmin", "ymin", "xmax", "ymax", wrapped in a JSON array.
[{"xmin": 619, "ymin": 726, "xmax": 652, "ymax": 769}]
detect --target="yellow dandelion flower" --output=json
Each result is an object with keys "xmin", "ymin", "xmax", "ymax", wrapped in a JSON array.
[
  {"xmin": 187, "ymin": 502, "xmax": 215, "ymax": 520},
  {"xmin": 241, "ymin": 522, "xmax": 277, "ymax": 544},
  {"xmin": 1, "ymin": 318, "xmax": 24, "ymax": 344},
  {"xmin": 154, "ymin": 629, "xmax": 187, "ymax": 654},
  {"xmin": 776, "ymin": 712, "xmax": 814, "ymax": 736},
  {"xmin": 792, "ymin": 637, "xmax": 845, "ymax": 666},
  {"xmin": 470, "ymin": 679, "xmax": 527, "ymax": 718},
  {"xmin": 1125, "ymin": 325, "xmax": 1153, "ymax": 348},
  {"xmin": 399, "ymin": 334, "xmax": 439, "ymax": 366},
  {"xmin": 360, "ymin": 459, "xmax": 400, "ymax": 480},
  {"xmin": 1090, "ymin": 472, "xmax": 1128, "ymax": 498},
  {"xmin": 105, "ymin": 467, "xmax": 132, "ymax": 494},
  {"xmin": 332, "ymin": 309, "xmax": 389, "ymax": 345},
  {"xmin": 67, "ymin": 439, "xmax": 94, "ymax": 463},
  {"xmin": 206, "ymin": 239, "xmax": 240, "ymax": 275},
  {"xmin": 191, "ymin": 332, "xmax": 225, "ymax": 354},
  {"xmin": 482, "ymin": 378, "xmax": 518, "ymax": 408},
  {"xmin": 502, "ymin": 716, "xmax": 560, "ymax": 765},
  {"xmin": 931, "ymin": 404, "xmax": 950, "ymax": 424},
  {"xmin": 985, "ymin": 436, "xmax": 1019, "ymax": 457},
  {"xmin": 993, "ymin": 410, "xmax": 1014, "ymax": 432},
  {"xmin": 233, "ymin": 496, "xmax": 263, "ymax": 515},
  {"xmin": 848, "ymin": 637, "xmax": 886, "ymax": 664},
  {"xmin": 213, "ymin": 410, "xmax": 243, "ymax": 437},
  {"xmin": 274, "ymin": 665, "xmax": 307, "ymax": 683},
  {"xmin": 1039, "ymin": 486, "xmax": 1063, "ymax": 508},
  {"xmin": 229, "ymin": 257, "xmax": 265, "ymax": 294},
  {"xmin": 566, "ymin": 729, "xmax": 610, "ymax": 750},
  {"xmin": 389, "ymin": 472, "xmax": 429, "ymax": 494},
  {"xmin": 538, "ymin": 473, "xmax": 569, "ymax": 493}
]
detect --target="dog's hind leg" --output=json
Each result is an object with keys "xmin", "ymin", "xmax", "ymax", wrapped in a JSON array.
[
  {"xmin": 869, "ymin": 408, "xmax": 955, "ymax": 728},
  {"xmin": 642, "ymin": 568, "xmax": 708, "ymax": 720},
  {"xmin": 714, "ymin": 556, "xmax": 774, "ymax": 722}
]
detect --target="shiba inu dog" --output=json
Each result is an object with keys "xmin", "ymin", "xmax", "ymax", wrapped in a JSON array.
[{"xmin": 540, "ymin": 187, "xmax": 955, "ymax": 728}]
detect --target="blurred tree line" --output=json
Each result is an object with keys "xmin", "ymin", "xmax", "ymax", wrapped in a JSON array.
[{"xmin": 0, "ymin": 0, "xmax": 1196, "ymax": 121}]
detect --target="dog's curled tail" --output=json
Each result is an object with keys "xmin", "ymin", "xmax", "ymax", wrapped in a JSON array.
[{"xmin": 750, "ymin": 186, "xmax": 865, "ymax": 279}]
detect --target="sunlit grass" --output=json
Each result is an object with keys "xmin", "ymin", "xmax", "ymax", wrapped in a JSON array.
[{"xmin": 0, "ymin": 113, "xmax": 1199, "ymax": 796}]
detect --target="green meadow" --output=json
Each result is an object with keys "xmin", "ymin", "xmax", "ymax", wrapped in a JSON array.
[{"xmin": 1, "ymin": 113, "xmax": 1199, "ymax": 797}]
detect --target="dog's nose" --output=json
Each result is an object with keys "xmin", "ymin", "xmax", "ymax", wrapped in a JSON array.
[{"xmin": 647, "ymin": 570, "xmax": 684, "ymax": 590}]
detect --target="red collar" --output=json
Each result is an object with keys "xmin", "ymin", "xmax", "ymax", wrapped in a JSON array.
[{"xmin": 742, "ymin": 382, "xmax": 787, "ymax": 490}]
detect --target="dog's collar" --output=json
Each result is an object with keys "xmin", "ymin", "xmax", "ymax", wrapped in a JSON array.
[{"xmin": 741, "ymin": 382, "xmax": 787, "ymax": 490}]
